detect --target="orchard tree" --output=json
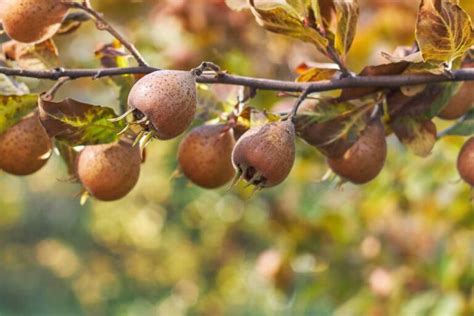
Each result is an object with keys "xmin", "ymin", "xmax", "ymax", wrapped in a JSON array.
[{"xmin": 0, "ymin": 0, "xmax": 472, "ymax": 202}]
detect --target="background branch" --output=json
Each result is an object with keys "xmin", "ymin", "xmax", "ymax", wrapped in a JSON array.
[
  {"xmin": 66, "ymin": 2, "xmax": 149, "ymax": 67},
  {"xmin": 1, "ymin": 66, "xmax": 473, "ymax": 93}
]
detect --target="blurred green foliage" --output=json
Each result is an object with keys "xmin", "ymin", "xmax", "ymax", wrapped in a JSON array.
[{"xmin": 0, "ymin": 1, "xmax": 473, "ymax": 315}]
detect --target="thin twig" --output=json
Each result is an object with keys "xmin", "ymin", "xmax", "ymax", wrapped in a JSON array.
[
  {"xmin": 65, "ymin": 1, "xmax": 149, "ymax": 67},
  {"xmin": 42, "ymin": 77, "xmax": 71, "ymax": 100},
  {"xmin": 326, "ymin": 45, "xmax": 352, "ymax": 77},
  {"xmin": 1, "ymin": 66, "xmax": 474, "ymax": 93},
  {"xmin": 289, "ymin": 88, "xmax": 311, "ymax": 121}
]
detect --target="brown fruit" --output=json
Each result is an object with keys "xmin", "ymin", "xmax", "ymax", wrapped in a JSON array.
[
  {"xmin": 328, "ymin": 119, "xmax": 387, "ymax": 184},
  {"xmin": 178, "ymin": 124, "xmax": 235, "ymax": 188},
  {"xmin": 232, "ymin": 120, "xmax": 296, "ymax": 188},
  {"xmin": 295, "ymin": 100, "xmax": 357, "ymax": 158},
  {"xmin": 0, "ymin": 112, "xmax": 52, "ymax": 175},
  {"xmin": 0, "ymin": 0, "xmax": 69, "ymax": 43},
  {"xmin": 438, "ymin": 82, "xmax": 474, "ymax": 120},
  {"xmin": 128, "ymin": 70, "xmax": 197, "ymax": 140},
  {"xmin": 457, "ymin": 137, "xmax": 474, "ymax": 186},
  {"xmin": 76, "ymin": 139, "xmax": 141, "ymax": 201}
]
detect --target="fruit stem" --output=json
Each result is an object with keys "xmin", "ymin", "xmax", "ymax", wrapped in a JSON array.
[
  {"xmin": 42, "ymin": 77, "xmax": 71, "ymax": 100},
  {"xmin": 289, "ymin": 88, "xmax": 311, "ymax": 123}
]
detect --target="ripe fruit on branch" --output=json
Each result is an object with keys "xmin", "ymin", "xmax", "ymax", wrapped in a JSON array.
[
  {"xmin": 0, "ymin": 112, "xmax": 52, "ymax": 176},
  {"xmin": 178, "ymin": 124, "xmax": 235, "ymax": 188},
  {"xmin": 0, "ymin": 0, "xmax": 70, "ymax": 43},
  {"xmin": 232, "ymin": 120, "xmax": 296, "ymax": 188},
  {"xmin": 328, "ymin": 119, "xmax": 387, "ymax": 184},
  {"xmin": 457, "ymin": 137, "xmax": 474, "ymax": 186},
  {"xmin": 438, "ymin": 82, "xmax": 473, "ymax": 120},
  {"xmin": 76, "ymin": 139, "xmax": 141, "ymax": 201},
  {"xmin": 128, "ymin": 70, "xmax": 197, "ymax": 140}
]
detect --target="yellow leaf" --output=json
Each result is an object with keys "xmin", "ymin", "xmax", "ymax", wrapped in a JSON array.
[{"xmin": 416, "ymin": 0, "xmax": 474, "ymax": 64}]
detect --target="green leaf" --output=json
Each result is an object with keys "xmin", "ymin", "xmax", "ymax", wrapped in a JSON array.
[
  {"xmin": 0, "ymin": 94, "xmax": 38, "ymax": 135},
  {"xmin": 442, "ymin": 108, "xmax": 474, "ymax": 136},
  {"xmin": 38, "ymin": 98, "xmax": 126, "ymax": 146},
  {"xmin": 334, "ymin": 0, "xmax": 359, "ymax": 57},
  {"xmin": 249, "ymin": 0, "xmax": 329, "ymax": 54},
  {"xmin": 416, "ymin": 0, "xmax": 474, "ymax": 64}
]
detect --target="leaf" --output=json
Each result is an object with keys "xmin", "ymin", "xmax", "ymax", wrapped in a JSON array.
[
  {"xmin": 382, "ymin": 50, "xmax": 424, "ymax": 64},
  {"xmin": 339, "ymin": 61, "xmax": 409, "ymax": 101},
  {"xmin": 442, "ymin": 108, "xmax": 474, "ymax": 136},
  {"xmin": 0, "ymin": 94, "xmax": 38, "ymax": 134},
  {"xmin": 391, "ymin": 117, "xmax": 437, "ymax": 157},
  {"xmin": 38, "ymin": 98, "xmax": 126, "ymax": 146},
  {"xmin": 249, "ymin": 0, "xmax": 329, "ymax": 54},
  {"xmin": 225, "ymin": 0, "xmax": 249, "ymax": 10},
  {"xmin": 334, "ymin": 0, "xmax": 359, "ymax": 57},
  {"xmin": 57, "ymin": 12, "xmax": 88, "ymax": 35},
  {"xmin": 55, "ymin": 140, "xmax": 79, "ymax": 176},
  {"xmin": 296, "ymin": 67, "xmax": 340, "ymax": 82},
  {"xmin": 416, "ymin": 0, "xmax": 474, "ymax": 64},
  {"xmin": 0, "ymin": 74, "xmax": 30, "ymax": 96},
  {"xmin": 95, "ymin": 41, "xmax": 135, "ymax": 112},
  {"xmin": 2, "ymin": 39, "xmax": 60, "ymax": 70},
  {"xmin": 387, "ymin": 83, "xmax": 460, "ymax": 118}
]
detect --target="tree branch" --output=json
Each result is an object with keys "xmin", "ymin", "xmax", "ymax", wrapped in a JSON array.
[
  {"xmin": 65, "ymin": 2, "xmax": 149, "ymax": 67},
  {"xmin": 1, "ymin": 66, "xmax": 473, "ymax": 93}
]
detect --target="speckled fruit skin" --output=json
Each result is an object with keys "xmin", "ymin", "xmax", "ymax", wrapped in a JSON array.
[
  {"xmin": 232, "ymin": 120, "xmax": 296, "ymax": 188},
  {"xmin": 457, "ymin": 137, "xmax": 474, "ymax": 186},
  {"xmin": 438, "ymin": 82, "xmax": 474, "ymax": 120},
  {"xmin": 328, "ymin": 120, "xmax": 387, "ymax": 184},
  {"xmin": 76, "ymin": 140, "xmax": 141, "ymax": 201},
  {"xmin": 128, "ymin": 70, "xmax": 197, "ymax": 140},
  {"xmin": 0, "ymin": 113, "xmax": 52, "ymax": 175},
  {"xmin": 178, "ymin": 124, "xmax": 235, "ymax": 188},
  {"xmin": 0, "ymin": 0, "xmax": 70, "ymax": 43}
]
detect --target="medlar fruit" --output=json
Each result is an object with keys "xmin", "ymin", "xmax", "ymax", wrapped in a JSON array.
[
  {"xmin": 457, "ymin": 137, "xmax": 474, "ymax": 186},
  {"xmin": 0, "ymin": 112, "xmax": 52, "ymax": 176},
  {"xmin": 328, "ymin": 119, "xmax": 387, "ymax": 184},
  {"xmin": 232, "ymin": 120, "xmax": 296, "ymax": 188},
  {"xmin": 128, "ymin": 70, "xmax": 197, "ymax": 140},
  {"xmin": 0, "ymin": 0, "xmax": 70, "ymax": 43},
  {"xmin": 76, "ymin": 139, "xmax": 141, "ymax": 201},
  {"xmin": 178, "ymin": 124, "xmax": 235, "ymax": 188}
]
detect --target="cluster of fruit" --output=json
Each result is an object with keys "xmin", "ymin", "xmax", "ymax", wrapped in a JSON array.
[
  {"xmin": 0, "ymin": 0, "xmax": 472, "ymax": 203},
  {"xmin": 1, "ymin": 68, "xmax": 472, "ymax": 202}
]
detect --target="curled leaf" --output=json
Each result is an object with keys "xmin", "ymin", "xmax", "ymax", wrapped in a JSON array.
[
  {"xmin": 334, "ymin": 0, "xmax": 359, "ymax": 57},
  {"xmin": 391, "ymin": 117, "xmax": 437, "ymax": 157},
  {"xmin": 249, "ymin": 0, "xmax": 329, "ymax": 54},
  {"xmin": 416, "ymin": 0, "xmax": 474, "ymax": 64},
  {"xmin": 2, "ymin": 39, "xmax": 60, "ymax": 70}
]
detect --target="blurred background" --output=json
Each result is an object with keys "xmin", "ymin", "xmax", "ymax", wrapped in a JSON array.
[{"xmin": 0, "ymin": 0, "xmax": 473, "ymax": 315}]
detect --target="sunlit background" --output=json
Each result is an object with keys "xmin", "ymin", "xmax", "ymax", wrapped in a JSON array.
[{"xmin": 0, "ymin": 0, "xmax": 473, "ymax": 315}]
